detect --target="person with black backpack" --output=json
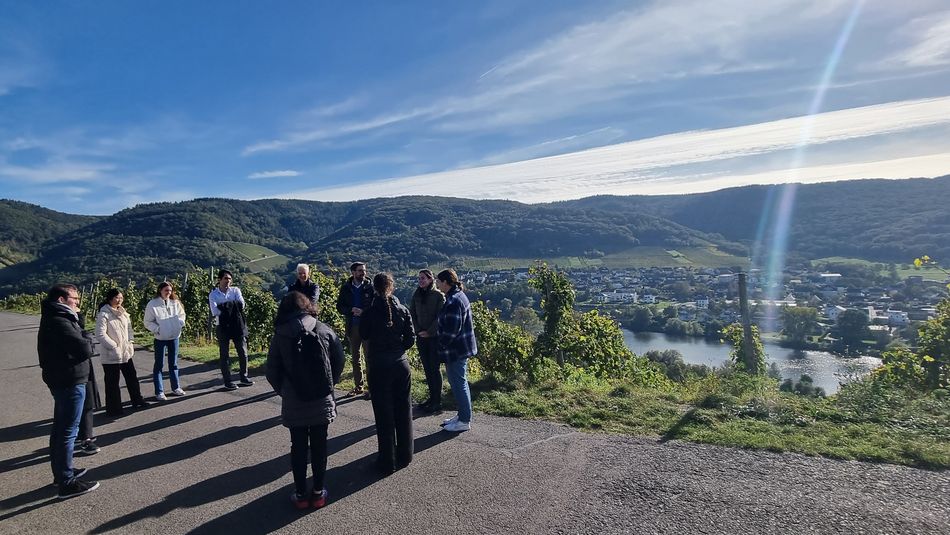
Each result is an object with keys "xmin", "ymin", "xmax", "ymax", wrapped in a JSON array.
[
  {"xmin": 265, "ymin": 291, "xmax": 345, "ymax": 510},
  {"xmin": 360, "ymin": 272, "xmax": 416, "ymax": 475}
]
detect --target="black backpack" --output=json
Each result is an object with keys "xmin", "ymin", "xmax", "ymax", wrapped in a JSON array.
[{"xmin": 289, "ymin": 328, "xmax": 331, "ymax": 402}]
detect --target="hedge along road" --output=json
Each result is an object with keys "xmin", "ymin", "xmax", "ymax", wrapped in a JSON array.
[{"xmin": 0, "ymin": 310, "xmax": 947, "ymax": 535}]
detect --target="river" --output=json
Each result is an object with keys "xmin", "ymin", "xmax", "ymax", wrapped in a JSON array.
[{"xmin": 621, "ymin": 329, "xmax": 882, "ymax": 394}]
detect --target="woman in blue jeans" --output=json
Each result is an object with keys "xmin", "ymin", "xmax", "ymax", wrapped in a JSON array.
[
  {"xmin": 144, "ymin": 282, "xmax": 187, "ymax": 401},
  {"xmin": 435, "ymin": 269, "xmax": 478, "ymax": 433}
]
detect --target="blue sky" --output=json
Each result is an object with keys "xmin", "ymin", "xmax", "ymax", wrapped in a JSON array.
[{"xmin": 1, "ymin": 0, "xmax": 949, "ymax": 214}]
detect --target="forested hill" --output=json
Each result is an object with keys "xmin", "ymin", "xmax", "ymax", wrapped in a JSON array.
[
  {"xmin": 1, "ymin": 176, "xmax": 948, "ymax": 297},
  {"xmin": 0, "ymin": 200, "xmax": 102, "ymax": 267},
  {"xmin": 0, "ymin": 196, "xmax": 727, "ymax": 296},
  {"xmin": 561, "ymin": 176, "xmax": 950, "ymax": 263}
]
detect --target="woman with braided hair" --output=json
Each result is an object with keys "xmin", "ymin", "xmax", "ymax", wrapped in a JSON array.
[{"xmin": 359, "ymin": 272, "xmax": 416, "ymax": 474}]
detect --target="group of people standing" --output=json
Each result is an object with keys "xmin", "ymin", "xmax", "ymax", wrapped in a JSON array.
[
  {"xmin": 37, "ymin": 261, "xmax": 478, "ymax": 508},
  {"xmin": 37, "ymin": 281, "xmax": 187, "ymax": 499},
  {"xmin": 266, "ymin": 262, "xmax": 478, "ymax": 508}
]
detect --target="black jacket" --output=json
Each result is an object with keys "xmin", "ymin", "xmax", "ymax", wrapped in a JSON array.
[
  {"xmin": 287, "ymin": 278, "xmax": 320, "ymax": 305},
  {"xmin": 37, "ymin": 299, "xmax": 94, "ymax": 389},
  {"xmin": 216, "ymin": 300, "xmax": 248, "ymax": 339},
  {"xmin": 359, "ymin": 295, "xmax": 415, "ymax": 361},
  {"xmin": 335, "ymin": 277, "xmax": 375, "ymax": 328}
]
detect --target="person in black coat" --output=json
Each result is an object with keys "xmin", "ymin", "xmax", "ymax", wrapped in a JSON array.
[
  {"xmin": 37, "ymin": 284, "xmax": 101, "ymax": 498},
  {"xmin": 359, "ymin": 272, "xmax": 416, "ymax": 474},
  {"xmin": 266, "ymin": 291, "xmax": 345, "ymax": 509}
]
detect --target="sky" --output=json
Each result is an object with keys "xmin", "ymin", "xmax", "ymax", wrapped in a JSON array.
[{"xmin": 1, "ymin": 0, "xmax": 949, "ymax": 215}]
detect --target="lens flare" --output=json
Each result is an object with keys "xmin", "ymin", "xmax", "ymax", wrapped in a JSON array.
[{"xmin": 757, "ymin": 0, "xmax": 865, "ymax": 332}]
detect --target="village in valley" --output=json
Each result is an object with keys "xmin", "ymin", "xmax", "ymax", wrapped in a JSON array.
[{"xmin": 447, "ymin": 263, "xmax": 949, "ymax": 354}]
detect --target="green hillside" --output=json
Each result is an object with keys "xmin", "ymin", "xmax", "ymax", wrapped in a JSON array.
[{"xmin": 1, "ymin": 176, "xmax": 948, "ymax": 297}]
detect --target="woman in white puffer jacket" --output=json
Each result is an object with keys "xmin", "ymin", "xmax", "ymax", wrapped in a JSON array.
[
  {"xmin": 144, "ymin": 282, "xmax": 187, "ymax": 401},
  {"xmin": 96, "ymin": 289, "xmax": 148, "ymax": 416}
]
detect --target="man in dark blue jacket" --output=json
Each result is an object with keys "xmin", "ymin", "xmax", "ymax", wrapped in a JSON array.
[
  {"xmin": 37, "ymin": 284, "xmax": 101, "ymax": 499},
  {"xmin": 335, "ymin": 262, "xmax": 374, "ymax": 397}
]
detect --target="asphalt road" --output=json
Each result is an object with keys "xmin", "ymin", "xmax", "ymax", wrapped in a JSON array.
[{"xmin": 0, "ymin": 310, "xmax": 947, "ymax": 534}]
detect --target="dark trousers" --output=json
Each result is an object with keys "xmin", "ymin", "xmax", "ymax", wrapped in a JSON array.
[
  {"xmin": 217, "ymin": 327, "xmax": 248, "ymax": 385},
  {"xmin": 418, "ymin": 337, "xmax": 442, "ymax": 405},
  {"xmin": 368, "ymin": 356, "xmax": 413, "ymax": 471},
  {"xmin": 102, "ymin": 360, "xmax": 143, "ymax": 415},
  {"xmin": 345, "ymin": 323, "xmax": 369, "ymax": 390},
  {"xmin": 289, "ymin": 425, "xmax": 329, "ymax": 496},
  {"xmin": 77, "ymin": 380, "xmax": 95, "ymax": 441}
]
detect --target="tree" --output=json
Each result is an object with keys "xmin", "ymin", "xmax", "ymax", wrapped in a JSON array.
[
  {"xmin": 782, "ymin": 307, "xmax": 818, "ymax": 348},
  {"xmin": 511, "ymin": 306, "xmax": 543, "ymax": 336},
  {"xmin": 916, "ymin": 299, "xmax": 950, "ymax": 389},
  {"xmin": 628, "ymin": 306, "xmax": 653, "ymax": 332},
  {"xmin": 722, "ymin": 323, "xmax": 766, "ymax": 374},
  {"xmin": 836, "ymin": 309, "xmax": 869, "ymax": 348}
]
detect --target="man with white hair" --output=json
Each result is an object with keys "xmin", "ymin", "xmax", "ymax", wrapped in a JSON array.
[{"xmin": 287, "ymin": 263, "xmax": 320, "ymax": 305}]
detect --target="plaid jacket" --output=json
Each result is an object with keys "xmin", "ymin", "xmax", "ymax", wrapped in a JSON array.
[{"xmin": 437, "ymin": 288, "xmax": 478, "ymax": 362}]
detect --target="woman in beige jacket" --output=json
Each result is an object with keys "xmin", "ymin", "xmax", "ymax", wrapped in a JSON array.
[{"xmin": 96, "ymin": 289, "xmax": 148, "ymax": 416}]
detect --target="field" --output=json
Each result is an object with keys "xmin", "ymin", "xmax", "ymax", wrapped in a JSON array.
[
  {"xmin": 812, "ymin": 256, "xmax": 949, "ymax": 281},
  {"xmin": 461, "ymin": 246, "xmax": 748, "ymax": 271},
  {"xmin": 221, "ymin": 241, "xmax": 291, "ymax": 273}
]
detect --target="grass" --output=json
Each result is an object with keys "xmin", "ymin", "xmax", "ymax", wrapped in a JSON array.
[
  {"xmin": 221, "ymin": 241, "xmax": 291, "ymax": 273},
  {"xmin": 812, "ymin": 256, "xmax": 949, "ymax": 281},
  {"xmin": 462, "ymin": 246, "xmax": 748, "ymax": 271},
  {"xmin": 177, "ymin": 340, "xmax": 950, "ymax": 469}
]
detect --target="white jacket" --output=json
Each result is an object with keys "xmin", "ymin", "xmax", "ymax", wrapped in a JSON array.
[
  {"xmin": 143, "ymin": 297, "xmax": 186, "ymax": 341},
  {"xmin": 96, "ymin": 305, "xmax": 135, "ymax": 364}
]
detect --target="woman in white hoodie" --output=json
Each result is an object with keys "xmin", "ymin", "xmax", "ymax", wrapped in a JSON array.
[
  {"xmin": 144, "ymin": 282, "xmax": 187, "ymax": 401},
  {"xmin": 96, "ymin": 289, "xmax": 148, "ymax": 416}
]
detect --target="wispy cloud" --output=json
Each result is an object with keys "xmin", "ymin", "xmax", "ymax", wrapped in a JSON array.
[
  {"xmin": 0, "ymin": 36, "xmax": 46, "ymax": 97},
  {"xmin": 283, "ymin": 96, "xmax": 950, "ymax": 203},
  {"xmin": 458, "ymin": 127, "xmax": 625, "ymax": 168},
  {"xmin": 879, "ymin": 10, "xmax": 950, "ymax": 68},
  {"xmin": 244, "ymin": 0, "xmax": 859, "ymax": 155},
  {"xmin": 247, "ymin": 169, "xmax": 301, "ymax": 179}
]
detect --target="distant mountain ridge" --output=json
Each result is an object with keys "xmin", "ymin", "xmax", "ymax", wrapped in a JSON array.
[
  {"xmin": 0, "ymin": 176, "xmax": 948, "ymax": 296},
  {"xmin": 561, "ymin": 176, "xmax": 950, "ymax": 264}
]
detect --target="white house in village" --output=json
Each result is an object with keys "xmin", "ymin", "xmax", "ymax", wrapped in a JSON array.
[
  {"xmin": 600, "ymin": 290, "xmax": 638, "ymax": 303},
  {"xmin": 887, "ymin": 310, "xmax": 910, "ymax": 326},
  {"xmin": 640, "ymin": 294, "xmax": 658, "ymax": 304},
  {"xmin": 696, "ymin": 296, "xmax": 709, "ymax": 309}
]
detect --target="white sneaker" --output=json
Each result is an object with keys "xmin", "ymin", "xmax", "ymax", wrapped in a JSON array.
[
  {"xmin": 443, "ymin": 420, "xmax": 470, "ymax": 433},
  {"xmin": 441, "ymin": 415, "xmax": 458, "ymax": 427},
  {"xmin": 155, "ymin": 392, "xmax": 167, "ymax": 401},
  {"xmin": 170, "ymin": 388, "xmax": 186, "ymax": 396}
]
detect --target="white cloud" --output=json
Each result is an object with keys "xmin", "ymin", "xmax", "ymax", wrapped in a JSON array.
[
  {"xmin": 880, "ymin": 10, "xmax": 950, "ymax": 68},
  {"xmin": 281, "ymin": 96, "xmax": 950, "ymax": 203},
  {"xmin": 0, "ymin": 160, "xmax": 113, "ymax": 184},
  {"xmin": 247, "ymin": 169, "xmax": 301, "ymax": 179}
]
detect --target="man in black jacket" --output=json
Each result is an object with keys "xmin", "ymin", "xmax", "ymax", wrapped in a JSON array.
[
  {"xmin": 287, "ymin": 263, "xmax": 320, "ymax": 305},
  {"xmin": 37, "ymin": 284, "xmax": 101, "ymax": 499}
]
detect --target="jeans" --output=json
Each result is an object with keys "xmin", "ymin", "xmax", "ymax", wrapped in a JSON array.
[
  {"xmin": 153, "ymin": 338, "xmax": 181, "ymax": 394},
  {"xmin": 368, "ymin": 357, "xmax": 413, "ymax": 470},
  {"xmin": 446, "ymin": 357, "xmax": 472, "ymax": 423},
  {"xmin": 50, "ymin": 384, "xmax": 85, "ymax": 484},
  {"xmin": 418, "ymin": 337, "xmax": 442, "ymax": 405},
  {"xmin": 217, "ymin": 327, "xmax": 248, "ymax": 385},
  {"xmin": 289, "ymin": 425, "xmax": 328, "ymax": 496}
]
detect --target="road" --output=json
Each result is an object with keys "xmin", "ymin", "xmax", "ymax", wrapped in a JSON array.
[{"xmin": 0, "ymin": 310, "xmax": 947, "ymax": 534}]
